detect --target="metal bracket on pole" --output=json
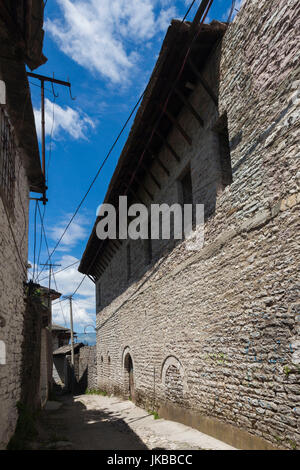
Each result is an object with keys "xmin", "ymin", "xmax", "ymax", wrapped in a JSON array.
[{"xmin": 27, "ymin": 72, "xmax": 74, "ymax": 205}]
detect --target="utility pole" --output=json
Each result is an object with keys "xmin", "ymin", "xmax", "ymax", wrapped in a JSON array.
[
  {"xmin": 68, "ymin": 296, "xmax": 75, "ymax": 368},
  {"xmin": 40, "ymin": 262, "xmax": 61, "ymax": 329},
  {"xmin": 62, "ymin": 294, "xmax": 76, "ymax": 394},
  {"xmin": 27, "ymin": 72, "xmax": 75, "ymax": 205}
]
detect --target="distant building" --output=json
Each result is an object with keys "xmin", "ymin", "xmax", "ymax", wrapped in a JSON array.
[
  {"xmin": 79, "ymin": 0, "xmax": 299, "ymax": 450},
  {"xmin": 0, "ymin": 1, "xmax": 47, "ymax": 449},
  {"xmin": 24, "ymin": 284, "xmax": 61, "ymax": 410},
  {"xmin": 52, "ymin": 324, "xmax": 73, "ymax": 351},
  {"xmin": 53, "ymin": 342, "xmax": 84, "ymax": 391}
]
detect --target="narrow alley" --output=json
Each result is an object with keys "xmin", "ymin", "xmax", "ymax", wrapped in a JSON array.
[{"xmin": 33, "ymin": 394, "xmax": 235, "ymax": 451}]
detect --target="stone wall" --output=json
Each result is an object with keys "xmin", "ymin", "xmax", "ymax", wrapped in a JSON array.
[
  {"xmin": 60, "ymin": 347, "xmax": 97, "ymax": 394},
  {"xmin": 94, "ymin": 0, "xmax": 299, "ymax": 450},
  {"xmin": 0, "ymin": 143, "xmax": 30, "ymax": 449},
  {"xmin": 76, "ymin": 346, "xmax": 97, "ymax": 393}
]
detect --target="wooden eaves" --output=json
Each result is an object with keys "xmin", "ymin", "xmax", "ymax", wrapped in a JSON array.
[{"xmin": 79, "ymin": 19, "xmax": 227, "ymax": 278}]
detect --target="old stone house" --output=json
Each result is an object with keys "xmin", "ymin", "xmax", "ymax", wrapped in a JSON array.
[
  {"xmin": 52, "ymin": 325, "xmax": 97, "ymax": 394},
  {"xmin": 79, "ymin": 0, "xmax": 299, "ymax": 450},
  {"xmin": 53, "ymin": 342, "xmax": 84, "ymax": 390},
  {"xmin": 52, "ymin": 323, "xmax": 73, "ymax": 351},
  {"xmin": 0, "ymin": 1, "xmax": 46, "ymax": 449},
  {"xmin": 23, "ymin": 283, "xmax": 61, "ymax": 410}
]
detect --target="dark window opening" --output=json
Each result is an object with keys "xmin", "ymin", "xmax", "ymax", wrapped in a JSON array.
[
  {"xmin": 127, "ymin": 243, "xmax": 131, "ymax": 280},
  {"xmin": 0, "ymin": 107, "xmax": 15, "ymax": 216},
  {"xmin": 96, "ymin": 282, "xmax": 101, "ymax": 308},
  {"xmin": 216, "ymin": 114, "xmax": 232, "ymax": 188},
  {"xmin": 181, "ymin": 169, "xmax": 193, "ymax": 206},
  {"xmin": 179, "ymin": 167, "xmax": 195, "ymax": 232},
  {"xmin": 144, "ymin": 217, "xmax": 152, "ymax": 264}
]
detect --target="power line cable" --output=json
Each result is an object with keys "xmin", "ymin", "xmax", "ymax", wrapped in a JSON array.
[
  {"xmin": 36, "ymin": 204, "xmax": 46, "ymax": 278},
  {"xmin": 37, "ymin": 202, "xmax": 68, "ymax": 327},
  {"xmin": 46, "ymin": 94, "xmax": 56, "ymax": 185},
  {"xmin": 38, "ymin": 260, "xmax": 80, "ymax": 283},
  {"xmin": 32, "ymin": 200, "xmax": 38, "ymax": 281},
  {"xmin": 182, "ymin": 0, "xmax": 198, "ymax": 22},
  {"xmin": 41, "ymin": 0, "xmax": 216, "ymax": 301},
  {"xmin": 38, "ymin": 0, "xmax": 211, "ymax": 282},
  {"xmin": 60, "ymin": 0, "xmax": 215, "ymax": 301},
  {"xmin": 37, "ymin": 89, "xmax": 146, "ymax": 279}
]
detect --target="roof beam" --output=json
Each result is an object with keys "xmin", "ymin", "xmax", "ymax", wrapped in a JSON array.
[
  {"xmin": 154, "ymin": 129, "xmax": 181, "ymax": 162},
  {"xmin": 102, "ymin": 249, "xmax": 113, "ymax": 264},
  {"xmin": 133, "ymin": 174, "xmax": 154, "ymax": 201},
  {"xmin": 190, "ymin": 0, "xmax": 211, "ymax": 37},
  {"xmin": 141, "ymin": 164, "xmax": 161, "ymax": 190},
  {"xmin": 174, "ymin": 87, "xmax": 204, "ymax": 127},
  {"xmin": 97, "ymin": 258, "xmax": 108, "ymax": 272},
  {"xmin": 157, "ymin": 102, "xmax": 192, "ymax": 146},
  {"xmin": 127, "ymin": 186, "xmax": 146, "ymax": 205},
  {"xmin": 147, "ymin": 150, "xmax": 170, "ymax": 177},
  {"xmin": 108, "ymin": 242, "xmax": 118, "ymax": 254},
  {"xmin": 188, "ymin": 58, "xmax": 218, "ymax": 106},
  {"xmin": 106, "ymin": 244, "xmax": 117, "ymax": 257}
]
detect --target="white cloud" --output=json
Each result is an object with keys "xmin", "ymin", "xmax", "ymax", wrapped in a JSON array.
[
  {"xmin": 41, "ymin": 254, "xmax": 95, "ymax": 330},
  {"xmin": 34, "ymin": 98, "xmax": 95, "ymax": 140},
  {"xmin": 48, "ymin": 214, "xmax": 90, "ymax": 252},
  {"xmin": 46, "ymin": 0, "xmax": 178, "ymax": 84}
]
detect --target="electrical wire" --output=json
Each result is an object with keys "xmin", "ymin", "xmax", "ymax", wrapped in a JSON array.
[
  {"xmin": 227, "ymin": 0, "xmax": 236, "ymax": 23},
  {"xmin": 37, "ymin": 89, "xmax": 146, "ymax": 280},
  {"xmin": 37, "ymin": 202, "xmax": 68, "ymax": 327},
  {"xmin": 38, "ymin": 260, "xmax": 80, "ymax": 283},
  {"xmin": 36, "ymin": 204, "xmax": 46, "ymax": 279},
  {"xmin": 182, "ymin": 0, "xmax": 198, "ymax": 22},
  {"xmin": 40, "ymin": 0, "xmax": 216, "ymax": 302},
  {"xmin": 32, "ymin": 200, "xmax": 38, "ymax": 281},
  {"xmin": 37, "ymin": 0, "xmax": 212, "ymax": 284},
  {"xmin": 46, "ymin": 95, "xmax": 56, "ymax": 185},
  {"xmin": 56, "ymin": 0, "xmax": 215, "ymax": 301}
]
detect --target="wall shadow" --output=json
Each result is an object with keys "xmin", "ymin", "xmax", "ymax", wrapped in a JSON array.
[{"xmin": 38, "ymin": 394, "xmax": 149, "ymax": 450}]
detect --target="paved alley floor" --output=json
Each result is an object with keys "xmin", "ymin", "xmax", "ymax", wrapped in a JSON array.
[{"xmin": 33, "ymin": 394, "xmax": 235, "ymax": 450}]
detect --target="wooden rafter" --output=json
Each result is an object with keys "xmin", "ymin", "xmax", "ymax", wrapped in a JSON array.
[
  {"xmin": 157, "ymin": 102, "xmax": 192, "ymax": 145},
  {"xmin": 134, "ymin": 174, "xmax": 154, "ymax": 201},
  {"xmin": 141, "ymin": 163, "xmax": 161, "ymax": 190},
  {"xmin": 127, "ymin": 186, "xmax": 146, "ymax": 205},
  {"xmin": 150, "ymin": 151, "xmax": 170, "ymax": 176},
  {"xmin": 174, "ymin": 87, "xmax": 204, "ymax": 126},
  {"xmin": 154, "ymin": 129, "xmax": 180, "ymax": 162},
  {"xmin": 188, "ymin": 58, "xmax": 218, "ymax": 106}
]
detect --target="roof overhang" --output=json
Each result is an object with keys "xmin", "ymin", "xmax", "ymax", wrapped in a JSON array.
[
  {"xmin": 79, "ymin": 19, "xmax": 227, "ymax": 277},
  {"xmin": 0, "ymin": 0, "xmax": 47, "ymax": 193}
]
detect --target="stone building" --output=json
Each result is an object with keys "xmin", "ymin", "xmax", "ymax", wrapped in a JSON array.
[
  {"xmin": 53, "ymin": 342, "xmax": 84, "ymax": 390},
  {"xmin": 52, "ymin": 323, "xmax": 73, "ymax": 351},
  {"xmin": 23, "ymin": 284, "xmax": 61, "ymax": 410},
  {"xmin": 0, "ymin": 1, "xmax": 46, "ymax": 449},
  {"xmin": 79, "ymin": 0, "xmax": 299, "ymax": 450}
]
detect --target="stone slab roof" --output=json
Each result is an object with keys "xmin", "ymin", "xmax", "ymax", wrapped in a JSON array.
[{"xmin": 53, "ymin": 343, "xmax": 85, "ymax": 356}]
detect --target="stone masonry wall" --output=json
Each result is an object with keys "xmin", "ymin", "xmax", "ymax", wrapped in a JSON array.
[
  {"xmin": 95, "ymin": 0, "xmax": 299, "ymax": 449},
  {"xmin": 0, "ymin": 143, "xmax": 30, "ymax": 449},
  {"xmin": 77, "ymin": 346, "xmax": 97, "ymax": 393}
]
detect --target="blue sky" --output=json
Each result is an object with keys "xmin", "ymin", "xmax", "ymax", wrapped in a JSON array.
[{"xmin": 27, "ymin": 0, "xmax": 242, "ymax": 333}]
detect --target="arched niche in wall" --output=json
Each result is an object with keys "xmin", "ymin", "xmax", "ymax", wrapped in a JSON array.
[
  {"xmin": 122, "ymin": 346, "xmax": 135, "ymax": 401},
  {"xmin": 161, "ymin": 355, "xmax": 186, "ymax": 405}
]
